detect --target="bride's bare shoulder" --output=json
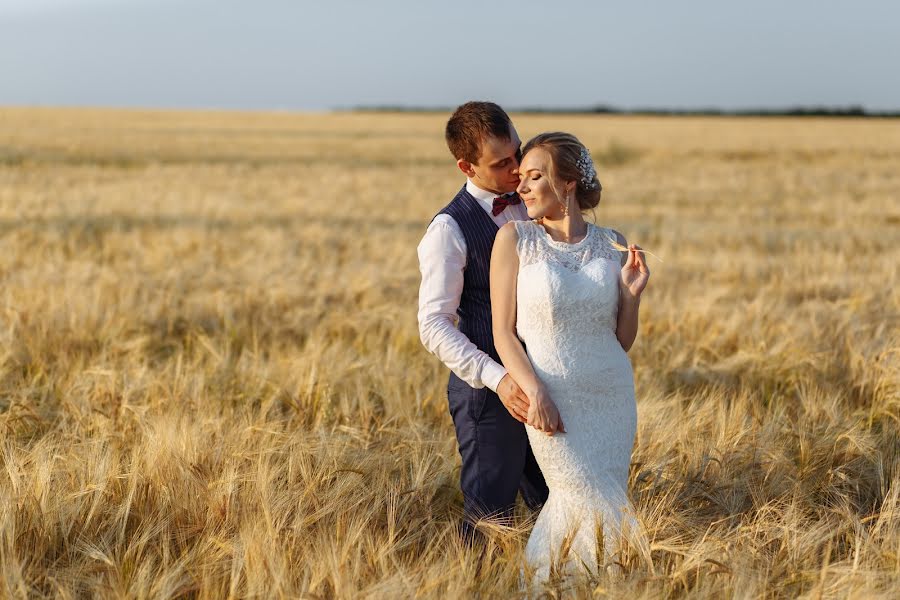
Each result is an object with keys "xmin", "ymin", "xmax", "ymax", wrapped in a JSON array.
[{"xmin": 495, "ymin": 220, "xmax": 521, "ymax": 242}]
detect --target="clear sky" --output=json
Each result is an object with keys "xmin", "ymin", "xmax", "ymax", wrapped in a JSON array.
[{"xmin": 1, "ymin": 0, "xmax": 897, "ymax": 111}]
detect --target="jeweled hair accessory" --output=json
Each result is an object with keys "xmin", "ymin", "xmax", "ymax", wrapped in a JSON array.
[{"xmin": 576, "ymin": 147, "xmax": 599, "ymax": 189}]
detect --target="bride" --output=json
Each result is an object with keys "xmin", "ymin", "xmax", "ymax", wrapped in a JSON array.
[{"xmin": 490, "ymin": 132, "xmax": 650, "ymax": 585}]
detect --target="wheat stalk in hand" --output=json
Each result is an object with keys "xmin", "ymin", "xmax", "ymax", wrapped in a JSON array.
[{"xmin": 606, "ymin": 235, "xmax": 664, "ymax": 262}]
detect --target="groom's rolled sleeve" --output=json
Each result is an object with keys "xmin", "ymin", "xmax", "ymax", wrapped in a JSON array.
[{"xmin": 417, "ymin": 217, "xmax": 507, "ymax": 393}]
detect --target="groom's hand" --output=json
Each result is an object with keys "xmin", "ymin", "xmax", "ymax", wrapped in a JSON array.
[{"xmin": 497, "ymin": 374, "xmax": 530, "ymax": 423}]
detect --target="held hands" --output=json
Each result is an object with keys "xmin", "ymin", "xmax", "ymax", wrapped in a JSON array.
[
  {"xmin": 497, "ymin": 374, "xmax": 530, "ymax": 423},
  {"xmin": 498, "ymin": 375, "xmax": 565, "ymax": 435},
  {"xmin": 620, "ymin": 244, "xmax": 650, "ymax": 300},
  {"xmin": 526, "ymin": 384, "xmax": 566, "ymax": 436}
]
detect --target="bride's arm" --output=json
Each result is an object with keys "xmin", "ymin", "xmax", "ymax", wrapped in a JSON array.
[
  {"xmin": 616, "ymin": 295, "xmax": 641, "ymax": 352},
  {"xmin": 611, "ymin": 229, "xmax": 647, "ymax": 352},
  {"xmin": 491, "ymin": 223, "xmax": 565, "ymax": 435}
]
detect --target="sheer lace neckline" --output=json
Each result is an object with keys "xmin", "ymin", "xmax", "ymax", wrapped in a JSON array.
[
  {"xmin": 516, "ymin": 220, "xmax": 617, "ymax": 274},
  {"xmin": 534, "ymin": 220, "xmax": 597, "ymax": 251}
]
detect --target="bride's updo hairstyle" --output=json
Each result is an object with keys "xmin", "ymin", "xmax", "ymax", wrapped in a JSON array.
[{"xmin": 521, "ymin": 132, "xmax": 602, "ymax": 211}]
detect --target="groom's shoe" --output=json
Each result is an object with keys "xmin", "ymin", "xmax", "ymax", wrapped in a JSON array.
[{"xmin": 457, "ymin": 518, "xmax": 486, "ymax": 550}]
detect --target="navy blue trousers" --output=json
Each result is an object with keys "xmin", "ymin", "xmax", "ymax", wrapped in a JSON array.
[{"xmin": 447, "ymin": 372, "xmax": 549, "ymax": 537}]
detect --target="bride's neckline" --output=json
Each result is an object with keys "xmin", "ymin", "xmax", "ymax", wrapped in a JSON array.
[{"xmin": 533, "ymin": 220, "xmax": 596, "ymax": 249}]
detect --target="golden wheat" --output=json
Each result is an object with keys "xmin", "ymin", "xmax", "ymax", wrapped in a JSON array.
[{"xmin": 0, "ymin": 107, "xmax": 897, "ymax": 598}]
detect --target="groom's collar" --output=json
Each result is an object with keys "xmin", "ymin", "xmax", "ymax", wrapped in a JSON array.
[{"xmin": 466, "ymin": 179, "xmax": 502, "ymax": 214}]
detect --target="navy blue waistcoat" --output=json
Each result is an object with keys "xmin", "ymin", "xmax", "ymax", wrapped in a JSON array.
[{"xmin": 437, "ymin": 185, "xmax": 501, "ymax": 363}]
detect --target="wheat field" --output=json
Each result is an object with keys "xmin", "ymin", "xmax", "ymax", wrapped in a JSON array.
[{"xmin": 0, "ymin": 107, "xmax": 898, "ymax": 598}]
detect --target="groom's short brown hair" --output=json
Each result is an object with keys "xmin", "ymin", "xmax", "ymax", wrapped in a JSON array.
[{"xmin": 445, "ymin": 101, "xmax": 512, "ymax": 164}]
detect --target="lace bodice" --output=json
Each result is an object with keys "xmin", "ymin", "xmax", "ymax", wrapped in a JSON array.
[{"xmin": 514, "ymin": 220, "xmax": 622, "ymax": 351}]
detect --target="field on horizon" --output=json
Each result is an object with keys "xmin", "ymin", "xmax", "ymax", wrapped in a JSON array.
[{"xmin": 0, "ymin": 108, "xmax": 898, "ymax": 598}]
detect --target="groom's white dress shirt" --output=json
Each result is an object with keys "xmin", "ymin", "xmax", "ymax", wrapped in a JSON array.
[{"xmin": 417, "ymin": 179, "xmax": 529, "ymax": 392}]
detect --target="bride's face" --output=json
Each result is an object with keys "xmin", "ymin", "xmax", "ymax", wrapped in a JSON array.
[{"xmin": 516, "ymin": 148, "xmax": 567, "ymax": 220}]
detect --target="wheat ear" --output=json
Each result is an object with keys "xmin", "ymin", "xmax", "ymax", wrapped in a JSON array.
[{"xmin": 606, "ymin": 235, "xmax": 664, "ymax": 262}]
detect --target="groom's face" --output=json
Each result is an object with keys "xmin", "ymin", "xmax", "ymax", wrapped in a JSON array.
[{"xmin": 457, "ymin": 124, "xmax": 522, "ymax": 195}]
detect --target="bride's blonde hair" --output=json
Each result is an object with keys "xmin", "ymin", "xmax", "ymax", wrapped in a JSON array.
[{"xmin": 521, "ymin": 132, "xmax": 602, "ymax": 211}]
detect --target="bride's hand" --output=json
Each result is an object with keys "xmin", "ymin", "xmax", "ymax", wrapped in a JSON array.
[
  {"xmin": 527, "ymin": 386, "xmax": 566, "ymax": 436},
  {"xmin": 620, "ymin": 244, "xmax": 650, "ymax": 300}
]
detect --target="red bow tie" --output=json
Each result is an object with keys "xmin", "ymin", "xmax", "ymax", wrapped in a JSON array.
[{"xmin": 492, "ymin": 193, "xmax": 522, "ymax": 216}]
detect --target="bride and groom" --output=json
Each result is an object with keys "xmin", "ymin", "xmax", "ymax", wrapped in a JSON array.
[{"xmin": 417, "ymin": 101, "xmax": 650, "ymax": 583}]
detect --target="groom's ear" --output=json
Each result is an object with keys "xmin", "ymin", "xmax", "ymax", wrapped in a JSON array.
[{"xmin": 457, "ymin": 158, "xmax": 476, "ymax": 178}]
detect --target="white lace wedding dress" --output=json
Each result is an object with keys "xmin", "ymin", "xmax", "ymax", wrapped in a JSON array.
[{"xmin": 513, "ymin": 219, "xmax": 647, "ymax": 586}]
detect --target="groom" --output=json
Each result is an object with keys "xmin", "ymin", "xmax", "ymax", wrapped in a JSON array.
[{"xmin": 417, "ymin": 101, "xmax": 548, "ymax": 541}]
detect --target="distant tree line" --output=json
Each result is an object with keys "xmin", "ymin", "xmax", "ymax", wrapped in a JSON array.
[{"xmin": 349, "ymin": 104, "xmax": 899, "ymax": 118}]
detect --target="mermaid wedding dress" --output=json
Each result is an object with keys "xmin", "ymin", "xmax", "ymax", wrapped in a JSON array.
[{"xmin": 513, "ymin": 219, "xmax": 648, "ymax": 586}]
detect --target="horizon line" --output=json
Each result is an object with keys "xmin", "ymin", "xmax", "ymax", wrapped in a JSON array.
[{"xmin": 2, "ymin": 103, "xmax": 899, "ymax": 118}]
